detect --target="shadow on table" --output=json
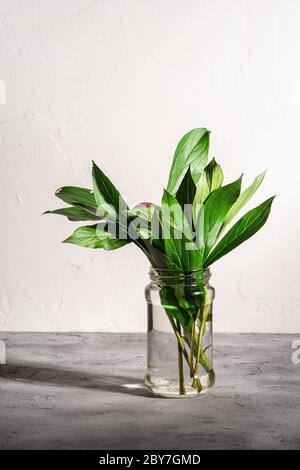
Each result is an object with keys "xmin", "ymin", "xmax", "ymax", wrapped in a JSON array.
[{"xmin": 0, "ymin": 362, "xmax": 153, "ymax": 398}]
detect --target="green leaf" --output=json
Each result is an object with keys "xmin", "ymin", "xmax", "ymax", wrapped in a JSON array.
[
  {"xmin": 193, "ymin": 172, "xmax": 210, "ymax": 207},
  {"xmin": 150, "ymin": 207, "xmax": 165, "ymax": 253},
  {"xmin": 220, "ymin": 170, "xmax": 266, "ymax": 234},
  {"xmin": 127, "ymin": 218, "xmax": 151, "ymax": 240},
  {"xmin": 192, "ymin": 173, "xmax": 209, "ymax": 225},
  {"xmin": 44, "ymin": 207, "xmax": 101, "ymax": 222},
  {"xmin": 161, "ymin": 190, "xmax": 201, "ymax": 270},
  {"xmin": 127, "ymin": 206, "xmax": 153, "ymax": 239},
  {"xmin": 63, "ymin": 224, "xmax": 129, "ymax": 250},
  {"xmin": 161, "ymin": 190, "xmax": 183, "ymax": 268},
  {"xmin": 203, "ymin": 196, "xmax": 275, "ymax": 267},
  {"xmin": 55, "ymin": 186, "xmax": 97, "ymax": 208},
  {"xmin": 127, "ymin": 204, "xmax": 160, "ymax": 223},
  {"xmin": 205, "ymin": 158, "xmax": 224, "ymax": 192},
  {"xmin": 192, "ymin": 159, "xmax": 224, "ymax": 224},
  {"xmin": 128, "ymin": 204, "xmax": 184, "ymax": 237},
  {"xmin": 203, "ymin": 176, "xmax": 242, "ymax": 256},
  {"xmin": 182, "ymin": 239, "xmax": 202, "ymax": 271},
  {"xmin": 176, "ymin": 166, "xmax": 197, "ymax": 210},
  {"xmin": 127, "ymin": 209, "xmax": 169, "ymax": 266},
  {"xmin": 134, "ymin": 237, "xmax": 173, "ymax": 269},
  {"xmin": 167, "ymin": 128, "xmax": 210, "ymax": 195},
  {"xmin": 127, "ymin": 204, "xmax": 164, "ymax": 249},
  {"xmin": 92, "ymin": 161, "xmax": 128, "ymax": 219}
]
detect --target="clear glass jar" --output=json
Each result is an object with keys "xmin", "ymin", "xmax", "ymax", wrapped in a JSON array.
[{"xmin": 145, "ymin": 268, "xmax": 215, "ymax": 398}]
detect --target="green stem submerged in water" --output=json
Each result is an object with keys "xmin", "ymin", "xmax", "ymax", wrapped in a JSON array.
[
  {"xmin": 176, "ymin": 320, "xmax": 186, "ymax": 395},
  {"xmin": 164, "ymin": 284, "xmax": 214, "ymax": 396},
  {"xmin": 189, "ymin": 320, "xmax": 196, "ymax": 378}
]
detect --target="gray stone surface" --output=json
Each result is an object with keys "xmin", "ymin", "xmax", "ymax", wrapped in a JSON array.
[{"xmin": 0, "ymin": 333, "xmax": 299, "ymax": 450}]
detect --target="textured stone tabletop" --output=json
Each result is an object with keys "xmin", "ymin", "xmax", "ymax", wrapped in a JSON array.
[{"xmin": 0, "ymin": 333, "xmax": 299, "ymax": 450}]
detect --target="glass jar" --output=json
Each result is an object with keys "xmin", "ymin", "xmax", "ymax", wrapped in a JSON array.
[{"xmin": 145, "ymin": 268, "xmax": 215, "ymax": 398}]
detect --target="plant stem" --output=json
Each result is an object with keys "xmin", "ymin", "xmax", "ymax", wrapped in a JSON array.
[
  {"xmin": 165, "ymin": 306, "xmax": 213, "ymax": 394},
  {"xmin": 189, "ymin": 320, "xmax": 195, "ymax": 378},
  {"xmin": 166, "ymin": 313, "xmax": 190, "ymax": 364},
  {"xmin": 193, "ymin": 288, "xmax": 210, "ymax": 384},
  {"xmin": 166, "ymin": 311, "xmax": 210, "ymax": 392},
  {"xmin": 176, "ymin": 320, "xmax": 186, "ymax": 395}
]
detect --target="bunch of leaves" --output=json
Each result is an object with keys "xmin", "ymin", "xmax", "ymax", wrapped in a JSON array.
[{"xmin": 45, "ymin": 128, "xmax": 274, "ymax": 272}]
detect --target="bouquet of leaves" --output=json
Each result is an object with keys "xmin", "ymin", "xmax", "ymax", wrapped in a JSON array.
[{"xmin": 46, "ymin": 128, "xmax": 274, "ymax": 395}]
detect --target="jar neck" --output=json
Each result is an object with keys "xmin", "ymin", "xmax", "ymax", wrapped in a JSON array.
[{"xmin": 149, "ymin": 267, "xmax": 211, "ymax": 287}]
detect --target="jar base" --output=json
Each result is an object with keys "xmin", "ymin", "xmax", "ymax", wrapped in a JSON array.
[{"xmin": 145, "ymin": 376, "xmax": 211, "ymax": 399}]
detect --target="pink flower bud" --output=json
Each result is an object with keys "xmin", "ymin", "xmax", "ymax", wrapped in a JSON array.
[{"xmin": 134, "ymin": 202, "xmax": 152, "ymax": 208}]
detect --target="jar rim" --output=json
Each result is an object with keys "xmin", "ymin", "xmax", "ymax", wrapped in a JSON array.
[{"xmin": 149, "ymin": 266, "xmax": 211, "ymax": 285}]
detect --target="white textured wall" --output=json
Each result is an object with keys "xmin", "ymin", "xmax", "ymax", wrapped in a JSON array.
[{"xmin": 0, "ymin": 0, "xmax": 299, "ymax": 332}]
